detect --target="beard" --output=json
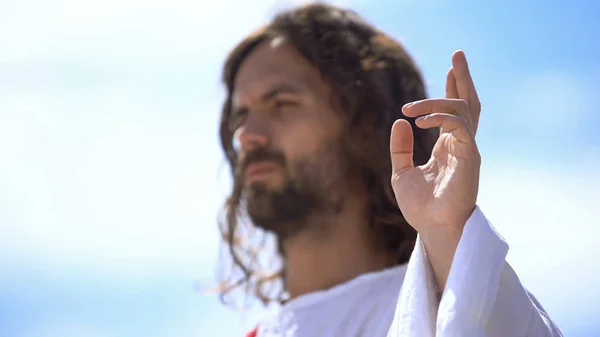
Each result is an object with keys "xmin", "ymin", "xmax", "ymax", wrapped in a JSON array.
[{"xmin": 238, "ymin": 143, "xmax": 349, "ymax": 240}]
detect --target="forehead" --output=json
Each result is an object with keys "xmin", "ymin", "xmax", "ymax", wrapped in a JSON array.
[{"xmin": 233, "ymin": 38, "xmax": 328, "ymax": 102}]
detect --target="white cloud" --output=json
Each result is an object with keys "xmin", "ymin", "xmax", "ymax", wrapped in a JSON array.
[
  {"xmin": 480, "ymin": 70, "xmax": 598, "ymax": 142},
  {"xmin": 0, "ymin": 115, "xmax": 226, "ymax": 273},
  {"xmin": 514, "ymin": 72, "xmax": 592, "ymax": 130},
  {"xmin": 0, "ymin": 68, "xmax": 228, "ymax": 277},
  {"xmin": 477, "ymin": 160, "xmax": 600, "ymax": 320},
  {"xmin": 0, "ymin": 0, "xmax": 360, "ymax": 65},
  {"xmin": 0, "ymin": 0, "xmax": 274, "ymax": 64}
]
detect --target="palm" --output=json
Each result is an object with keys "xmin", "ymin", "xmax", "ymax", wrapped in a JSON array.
[{"xmin": 392, "ymin": 130, "xmax": 480, "ymax": 232}]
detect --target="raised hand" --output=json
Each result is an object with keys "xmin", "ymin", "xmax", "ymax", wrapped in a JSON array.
[{"xmin": 390, "ymin": 50, "xmax": 482, "ymax": 237}]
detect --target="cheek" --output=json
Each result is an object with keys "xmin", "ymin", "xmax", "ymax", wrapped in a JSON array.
[
  {"xmin": 285, "ymin": 138, "xmax": 346, "ymax": 181},
  {"xmin": 277, "ymin": 124, "xmax": 326, "ymax": 162}
]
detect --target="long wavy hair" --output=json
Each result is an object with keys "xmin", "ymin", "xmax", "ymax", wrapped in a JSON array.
[{"xmin": 216, "ymin": 3, "xmax": 439, "ymax": 307}]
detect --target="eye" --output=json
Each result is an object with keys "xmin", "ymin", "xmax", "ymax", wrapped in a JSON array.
[
  {"xmin": 274, "ymin": 100, "xmax": 297, "ymax": 109},
  {"xmin": 233, "ymin": 107, "xmax": 248, "ymax": 117},
  {"xmin": 229, "ymin": 107, "xmax": 248, "ymax": 132}
]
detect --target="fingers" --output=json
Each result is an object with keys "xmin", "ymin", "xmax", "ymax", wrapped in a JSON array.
[
  {"xmin": 451, "ymin": 50, "xmax": 481, "ymax": 133},
  {"xmin": 390, "ymin": 119, "xmax": 414, "ymax": 175},
  {"xmin": 402, "ymin": 98, "xmax": 474, "ymax": 133},
  {"xmin": 452, "ymin": 51, "xmax": 474, "ymax": 102},
  {"xmin": 445, "ymin": 67, "xmax": 458, "ymax": 99},
  {"xmin": 416, "ymin": 113, "xmax": 474, "ymax": 144}
]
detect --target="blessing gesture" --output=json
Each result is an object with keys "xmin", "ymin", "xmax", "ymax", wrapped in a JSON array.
[{"xmin": 390, "ymin": 51, "xmax": 482, "ymax": 267}]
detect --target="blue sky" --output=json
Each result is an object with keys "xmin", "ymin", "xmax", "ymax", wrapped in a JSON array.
[{"xmin": 0, "ymin": 0, "xmax": 598, "ymax": 336}]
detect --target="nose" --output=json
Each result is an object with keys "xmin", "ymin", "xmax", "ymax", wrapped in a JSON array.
[{"xmin": 234, "ymin": 116, "xmax": 270, "ymax": 153}]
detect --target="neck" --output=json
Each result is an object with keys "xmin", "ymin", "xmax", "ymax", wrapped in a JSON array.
[{"xmin": 281, "ymin": 196, "xmax": 396, "ymax": 300}]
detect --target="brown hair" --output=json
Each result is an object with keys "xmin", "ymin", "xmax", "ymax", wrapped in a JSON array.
[{"xmin": 216, "ymin": 3, "xmax": 439, "ymax": 307}]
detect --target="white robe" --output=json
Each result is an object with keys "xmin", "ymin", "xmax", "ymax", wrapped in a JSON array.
[
  {"xmin": 389, "ymin": 206, "xmax": 563, "ymax": 337},
  {"xmin": 254, "ymin": 206, "xmax": 563, "ymax": 337}
]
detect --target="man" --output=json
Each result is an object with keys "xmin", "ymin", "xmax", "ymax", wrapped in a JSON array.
[{"xmin": 215, "ymin": 3, "xmax": 563, "ymax": 337}]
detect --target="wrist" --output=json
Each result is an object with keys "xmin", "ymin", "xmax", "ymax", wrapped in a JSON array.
[
  {"xmin": 419, "ymin": 226, "xmax": 464, "ymax": 291},
  {"xmin": 420, "ymin": 225, "xmax": 464, "ymax": 244}
]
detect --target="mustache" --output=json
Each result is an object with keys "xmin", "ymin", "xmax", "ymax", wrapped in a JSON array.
[{"xmin": 237, "ymin": 147, "xmax": 286, "ymax": 177}]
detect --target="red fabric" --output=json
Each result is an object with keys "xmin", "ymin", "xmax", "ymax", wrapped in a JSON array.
[{"xmin": 245, "ymin": 326, "xmax": 258, "ymax": 337}]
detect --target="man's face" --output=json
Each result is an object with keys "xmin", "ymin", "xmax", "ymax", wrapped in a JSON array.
[{"xmin": 230, "ymin": 38, "xmax": 348, "ymax": 239}]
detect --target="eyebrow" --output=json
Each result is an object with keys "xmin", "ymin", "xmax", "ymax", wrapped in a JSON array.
[
  {"xmin": 260, "ymin": 83, "xmax": 302, "ymax": 101},
  {"xmin": 231, "ymin": 82, "xmax": 302, "ymax": 117}
]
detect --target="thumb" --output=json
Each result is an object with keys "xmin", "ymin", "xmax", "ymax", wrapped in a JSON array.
[{"xmin": 390, "ymin": 119, "xmax": 414, "ymax": 176}]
